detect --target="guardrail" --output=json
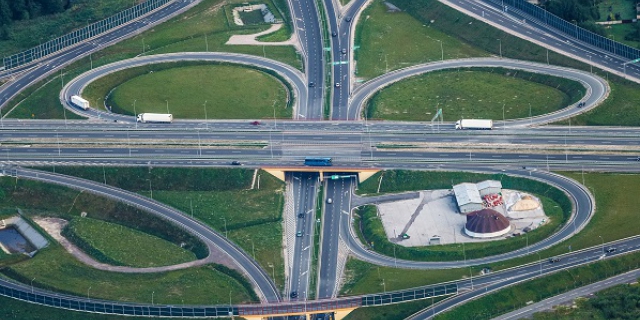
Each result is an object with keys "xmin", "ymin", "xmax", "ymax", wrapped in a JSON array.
[
  {"xmin": 482, "ymin": 0, "xmax": 640, "ymax": 60},
  {"xmin": 2, "ymin": 0, "xmax": 172, "ymax": 70},
  {"xmin": 0, "ymin": 277, "xmax": 457, "ymax": 317}
]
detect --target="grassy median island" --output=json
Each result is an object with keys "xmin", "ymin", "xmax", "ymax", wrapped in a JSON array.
[
  {"xmin": 82, "ymin": 62, "xmax": 291, "ymax": 119},
  {"xmin": 364, "ymin": 68, "xmax": 583, "ymax": 121},
  {"xmin": 64, "ymin": 217, "xmax": 197, "ymax": 267}
]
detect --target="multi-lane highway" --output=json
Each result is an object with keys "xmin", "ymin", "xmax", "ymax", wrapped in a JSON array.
[{"xmin": 1, "ymin": 0, "xmax": 640, "ymax": 318}]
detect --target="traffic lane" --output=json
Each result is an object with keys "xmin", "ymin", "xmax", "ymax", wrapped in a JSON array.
[
  {"xmin": 317, "ymin": 178, "xmax": 342, "ymax": 299},
  {"xmin": 6, "ymin": 130, "xmax": 640, "ymax": 148},
  {"xmin": 289, "ymin": 172, "xmax": 318, "ymax": 301}
]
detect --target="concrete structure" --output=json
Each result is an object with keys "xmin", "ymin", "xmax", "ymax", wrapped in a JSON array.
[
  {"xmin": 477, "ymin": 180, "xmax": 502, "ymax": 196},
  {"xmin": 0, "ymin": 215, "xmax": 49, "ymax": 255},
  {"xmin": 453, "ymin": 183, "xmax": 483, "ymax": 213},
  {"xmin": 464, "ymin": 209, "xmax": 512, "ymax": 238}
]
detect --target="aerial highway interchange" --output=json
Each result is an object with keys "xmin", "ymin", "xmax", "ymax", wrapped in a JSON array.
[{"xmin": 1, "ymin": 0, "xmax": 640, "ymax": 319}]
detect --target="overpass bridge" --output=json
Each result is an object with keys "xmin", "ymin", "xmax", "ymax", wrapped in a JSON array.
[{"xmin": 262, "ymin": 167, "xmax": 379, "ymax": 183}]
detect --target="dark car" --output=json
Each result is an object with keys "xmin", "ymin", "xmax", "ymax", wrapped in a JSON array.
[
  {"xmin": 290, "ymin": 291, "xmax": 298, "ymax": 298},
  {"xmin": 331, "ymin": 32, "xmax": 337, "ymax": 37},
  {"xmin": 345, "ymin": 16, "xmax": 352, "ymax": 22},
  {"xmin": 296, "ymin": 231, "xmax": 303, "ymax": 237},
  {"xmin": 606, "ymin": 247, "xmax": 616, "ymax": 253},
  {"xmin": 308, "ymin": 82, "xmax": 315, "ymax": 87},
  {"xmin": 298, "ymin": 212, "xmax": 305, "ymax": 218},
  {"xmin": 341, "ymin": 48, "xmax": 347, "ymax": 54},
  {"xmin": 231, "ymin": 161, "xmax": 241, "ymax": 166},
  {"xmin": 250, "ymin": 120, "xmax": 261, "ymax": 125}
]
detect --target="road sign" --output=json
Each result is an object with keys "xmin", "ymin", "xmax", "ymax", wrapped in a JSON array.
[{"xmin": 331, "ymin": 175, "xmax": 339, "ymax": 180}]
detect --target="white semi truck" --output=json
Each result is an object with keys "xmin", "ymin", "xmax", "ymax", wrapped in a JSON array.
[
  {"xmin": 136, "ymin": 113, "xmax": 173, "ymax": 123},
  {"xmin": 455, "ymin": 119, "xmax": 493, "ymax": 130},
  {"xmin": 70, "ymin": 95, "xmax": 90, "ymax": 110}
]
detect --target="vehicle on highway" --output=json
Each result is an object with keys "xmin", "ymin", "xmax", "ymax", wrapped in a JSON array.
[
  {"xmin": 335, "ymin": 82, "xmax": 341, "ymax": 87},
  {"xmin": 308, "ymin": 82, "xmax": 315, "ymax": 87},
  {"xmin": 345, "ymin": 16, "xmax": 352, "ymax": 22},
  {"xmin": 455, "ymin": 119, "xmax": 493, "ymax": 130},
  {"xmin": 304, "ymin": 157, "xmax": 332, "ymax": 166},
  {"xmin": 70, "ymin": 95, "xmax": 90, "ymax": 110},
  {"xmin": 250, "ymin": 120, "xmax": 261, "ymax": 125},
  {"xmin": 577, "ymin": 102, "xmax": 586, "ymax": 108},
  {"xmin": 606, "ymin": 247, "xmax": 616, "ymax": 253},
  {"xmin": 136, "ymin": 113, "xmax": 173, "ymax": 123},
  {"xmin": 326, "ymin": 198, "xmax": 332, "ymax": 204},
  {"xmin": 331, "ymin": 32, "xmax": 337, "ymax": 37},
  {"xmin": 298, "ymin": 212, "xmax": 305, "ymax": 218},
  {"xmin": 231, "ymin": 161, "xmax": 241, "ymax": 166},
  {"xmin": 296, "ymin": 231, "xmax": 303, "ymax": 237},
  {"xmin": 290, "ymin": 291, "xmax": 298, "ymax": 298},
  {"xmin": 341, "ymin": 48, "xmax": 347, "ymax": 54},
  {"xmin": 549, "ymin": 257, "xmax": 561, "ymax": 263}
]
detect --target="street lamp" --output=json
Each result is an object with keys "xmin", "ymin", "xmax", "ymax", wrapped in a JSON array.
[
  {"xmin": 133, "ymin": 99, "xmax": 137, "ymax": 129},
  {"xmin": 87, "ymin": 286, "xmax": 92, "ymax": 300},
  {"xmin": 497, "ymin": 39, "xmax": 502, "ymax": 58},
  {"xmin": 31, "ymin": 277, "xmax": 35, "ymax": 293},
  {"xmin": 203, "ymin": 100, "xmax": 208, "ymax": 123},
  {"xmin": 598, "ymin": 235, "xmax": 604, "ymax": 254},
  {"xmin": 437, "ymin": 40, "xmax": 444, "ymax": 61},
  {"xmin": 220, "ymin": 217, "xmax": 228, "ymax": 237}
]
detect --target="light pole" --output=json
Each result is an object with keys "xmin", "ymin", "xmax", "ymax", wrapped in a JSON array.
[
  {"xmin": 497, "ymin": 39, "xmax": 502, "ymax": 58},
  {"xmin": 203, "ymin": 100, "xmax": 208, "ymax": 123},
  {"xmin": 152, "ymin": 291, "xmax": 154, "ymax": 305},
  {"xmin": 31, "ymin": 277, "xmax": 35, "ymax": 293},
  {"xmin": 438, "ymin": 40, "xmax": 444, "ymax": 61},
  {"xmin": 87, "ymin": 286, "xmax": 92, "ymax": 300},
  {"xmin": 220, "ymin": 217, "xmax": 228, "ymax": 237},
  {"xmin": 133, "ymin": 99, "xmax": 137, "ymax": 129},
  {"xmin": 598, "ymin": 235, "xmax": 604, "ymax": 254},
  {"xmin": 272, "ymin": 100, "xmax": 277, "ymax": 129}
]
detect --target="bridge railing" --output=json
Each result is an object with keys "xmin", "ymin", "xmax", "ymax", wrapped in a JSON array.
[
  {"xmin": 482, "ymin": 0, "xmax": 640, "ymax": 60},
  {"xmin": 2, "ymin": 0, "xmax": 172, "ymax": 70}
]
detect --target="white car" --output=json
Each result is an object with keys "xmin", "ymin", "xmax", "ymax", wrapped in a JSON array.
[{"xmin": 326, "ymin": 198, "xmax": 333, "ymax": 204}]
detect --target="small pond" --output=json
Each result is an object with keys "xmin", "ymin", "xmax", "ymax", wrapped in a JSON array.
[{"xmin": 0, "ymin": 227, "xmax": 35, "ymax": 254}]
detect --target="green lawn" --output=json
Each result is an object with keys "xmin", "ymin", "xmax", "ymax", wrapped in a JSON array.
[
  {"xmin": 0, "ymin": 294, "xmax": 239, "ymax": 320},
  {"xmin": 597, "ymin": 0, "xmax": 636, "ymax": 21},
  {"xmin": 103, "ymin": 64, "xmax": 290, "ymax": 119},
  {"xmin": 5, "ymin": 0, "xmax": 301, "ymax": 119},
  {"xmin": 365, "ymin": 68, "xmax": 581, "ymax": 121},
  {"xmin": 3, "ymin": 245, "xmax": 255, "ymax": 304},
  {"xmin": 355, "ymin": 0, "xmax": 487, "ymax": 80},
  {"xmin": 66, "ymin": 217, "xmax": 197, "ymax": 267}
]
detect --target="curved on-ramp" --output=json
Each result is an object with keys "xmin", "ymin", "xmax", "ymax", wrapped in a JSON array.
[
  {"xmin": 343, "ymin": 167, "xmax": 595, "ymax": 269},
  {"xmin": 3, "ymin": 166, "xmax": 280, "ymax": 303},
  {"xmin": 349, "ymin": 58, "xmax": 609, "ymax": 125},
  {"xmin": 60, "ymin": 52, "xmax": 308, "ymax": 121}
]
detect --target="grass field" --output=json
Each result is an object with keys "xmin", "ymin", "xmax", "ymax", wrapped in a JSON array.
[
  {"xmin": 365, "ymin": 68, "xmax": 581, "ymax": 121},
  {"xmin": 344, "ymin": 296, "xmax": 444, "ymax": 320},
  {"xmin": 0, "ymin": 0, "xmax": 133, "ymax": 58},
  {"xmin": 104, "ymin": 64, "xmax": 290, "ymax": 119},
  {"xmin": 66, "ymin": 217, "xmax": 197, "ymax": 267},
  {"xmin": 342, "ymin": 171, "xmax": 640, "ymax": 295},
  {"xmin": 3, "ymin": 245, "xmax": 255, "ymax": 304},
  {"xmin": 354, "ymin": 0, "xmax": 487, "ymax": 80},
  {"xmin": 597, "ymin": 0, "xmax": 636, "ymax": 21},
  {"xmin": 5, "ymin": 0, "xmax": 301, "ymax": 119}
]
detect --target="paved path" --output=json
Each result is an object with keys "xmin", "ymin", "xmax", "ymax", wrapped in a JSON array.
[
  {"xmin": 351, "ymin": 191, "xmax": 421, "ymax": 207},
  {"xmin": 226, "ymin": 23, "xmax": 301, "ymax": 52}
]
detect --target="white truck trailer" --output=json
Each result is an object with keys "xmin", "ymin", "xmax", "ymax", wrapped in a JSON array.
[
  {"xmin": 136, "ymin": 113, "xmax": 173, "ymax": 123},
  {"xmin": 455, "ymin": 119, "xmax": 493, "ymax": 130},
  {"xmin": 70, "ymin": 95, "xmax": 90, "ymax": 110}
]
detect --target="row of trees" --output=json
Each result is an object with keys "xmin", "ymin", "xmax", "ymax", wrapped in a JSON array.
[{"xmin": 0, "ymin": 0, "xmax": 70, "ymax": 27}]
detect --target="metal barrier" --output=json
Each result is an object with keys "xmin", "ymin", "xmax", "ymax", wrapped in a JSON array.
[
  {"xmin": 2, "ymin": 0, "xmax": 172, "ymax": 70},
  {"xmin": 483, "ymin": 0, "xmax": 640, "ymax": 60}
]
